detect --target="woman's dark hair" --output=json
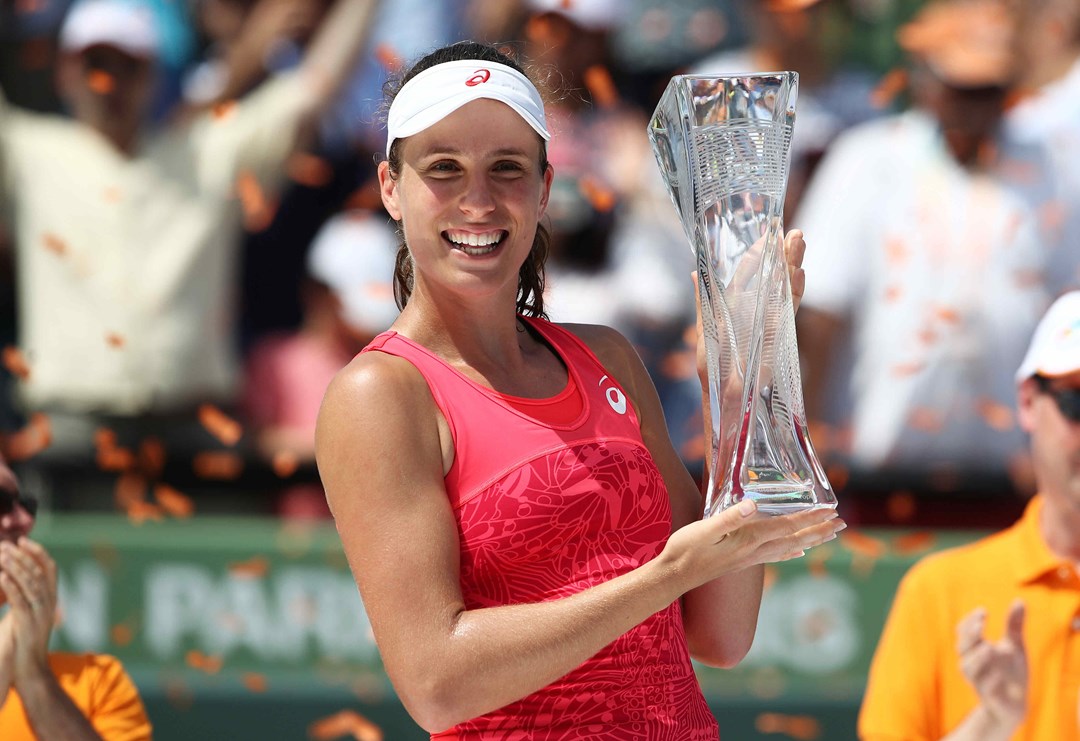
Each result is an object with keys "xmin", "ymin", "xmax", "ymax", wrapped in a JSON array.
[{"xmin": 383, "ymin": 41, "xmax": 551, "ymax": 318}]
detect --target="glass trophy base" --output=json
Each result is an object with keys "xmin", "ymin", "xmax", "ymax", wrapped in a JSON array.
[{"xmin": 718, "ymin": 483, "xmax": 838, "ymax": 518}]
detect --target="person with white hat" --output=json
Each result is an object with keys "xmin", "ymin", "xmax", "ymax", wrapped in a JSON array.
[
  {"xmin": 794, "ymin": 0, "xmax": 1077, "ymax": 510},
  {"xmin": 859, "ymin": 290, "xmax": 1080, "ymax": 741},
  {"xmin": 315, "ymin": 40, "xmax": 845, "ymax": 738},
  {"xmin": 0, "ymin": 0, "xmax": 381, "ymax": 508},
  {"xmin": 243, "ymin": 209, "xmax": 399, "ymax": 519}
]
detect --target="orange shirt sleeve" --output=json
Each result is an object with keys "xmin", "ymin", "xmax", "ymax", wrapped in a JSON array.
[
  {"xmin": 858, "ymin": 559, "xmax": 949, "ymax": 741},
  {"xmin": 85, "ymin": 655, "xmax": 153, "ymax": 741}
]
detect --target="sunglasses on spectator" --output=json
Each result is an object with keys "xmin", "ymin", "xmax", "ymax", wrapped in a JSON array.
[
  {"xmin": 0, "ymin": 488, "xmax": 37, "ymax": 518},
  {"xmin": 1034, "ymin": 375, "xmax": 1080, "ymax": 424}
]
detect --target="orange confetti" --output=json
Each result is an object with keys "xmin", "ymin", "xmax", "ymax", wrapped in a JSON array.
[
  {"xmin": 154, "ymin": 484, "xmax": 195, "ymax": 518},
  {"xmin": 212, "ymin": 100, "xmax": 238, "ymax": 121},
  {"xmin": 308, "ymin": 709, "xmax": 384, "ymax": 741},
  {"xmin": 103, "ymin": 186, "xmax": 123, "ymax": 204},
  {"xmin": 97, "ymin": 446, "xmax": 136, "ymax": 473},
  {"xmin": 2, "ymin": 346, "xmax": 31, "ymax": 379},
  {"xmin": 1039, "ymin": 200, "xmax": 1067, "ymax": 233},
  {"xmin": 870, "ymin": 67, "xmax": 908, "ymax": 109},
  {"xmin": 272, "ymin": 449, "xmax": 300, "ymax": 478},
  {"xmin": 41, "ymin": 232, "xmax": 68, "ymax": 256},
  {"xmin": 193, "ymin": 451, "xmax": 245, "ymax": 480},
  {"xmin": 235, "ymin": 171, "xmax": 276, "ymax": 233},
  {"xmin": 976, "ymin": 397, "xmax": 1014, "ymax": 431},
  {"xmin": 111, "ymin": 623, "xmax": 135, "ymax": 646},
  {"xmin": 891, "ymin": 361, "xmax": 926, "ymax": 378},
  {"xmin": 755, "ymin": 712, "xmax": 822, "ymax": 740},
  {"xmin": 1012, "ymin": 268, "xmax": 1043, "ymax": 289},
  {"xmin": 242, "ymin": 672, "xmax": 268, "ymax": 693},
  {"xmin": 578, "ymin": 175, "xmax": 617, "ymax": 212},
  {"xmin": 908, "ymin": 407, "xmax": 945, "ymax": 433},
  {"xmin": 114, "ymin": 472, "xmax": 147, "ymax": 510},
  {"xmin": 228, "ymin": 555, "xmax": 270, "ymax": 579},
  {"xmin": 105, "ymin": 332, "xmax": 126, "ymax": 348},
  {"xmin": 286, "ymin": 152, "xmax": 334, "ymax": 188},
  {"xmin": 94, "ymin": 427, "xmax": 135, "ymax": 472},
  {"xmin": 185, "ymin": 650, "xmax": 223, "ymax": 674},
  {"xmin": 139, "ymin": 437, "xmax": 166, "ymax": 478},
  {"xmin": 125, "ymin": 499, "xmax": 164, "ymax": 525},
  {"xmin": 841, "ymin": 530, "xmax": 887, "ymax": 559},
  {"xmin": 198, "ymin": 404, "xmax": 243, "ymax": 446},
  {"xmin": 1, "ymin": 412, "xmax": 52, "ymax": 462},
  {"xmin": 915, "ymin": 327, "xmax": 939, "ymax": 346},
  {"xmin": 932, "ymin": 305, "xmax": 962, "ymax": 325},
  {"xmin": 374, "ymin": 43, "xmax": 404, "ymax": 73},
  {"xmin": 883, "ymin": 284, "xmax": 903, "ymax": 303},
  {"xmin": 87, "ymin": 70, "xmax": 116, "ymax": 94},
  {"xmin": 892, "ymin": 531, "xmax": 936, "ymax": 555},
  {"xmin": 583, "ymin": 65, "xmax": 619, "ymax": 109},
  {"xmin": 886, "ymin": 490, "xmax": 917, "ymax": 523},
  {"xmin": 884, "ymin": 237, "xmax": 908, "ymax": 266}
]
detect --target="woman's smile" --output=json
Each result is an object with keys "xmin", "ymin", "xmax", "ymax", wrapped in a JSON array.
[{"xmin": 444, "ymin": 228, "xmax": 509, "ymax": 257}]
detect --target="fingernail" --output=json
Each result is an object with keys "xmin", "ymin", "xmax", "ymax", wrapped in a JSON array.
[
  {"xmin": 737, "ymin": 500, "xmax": 756, "ymax": 516},
  {"xmin": 835, "ymin": 521, "xmax": 848, "ymax": 531}
]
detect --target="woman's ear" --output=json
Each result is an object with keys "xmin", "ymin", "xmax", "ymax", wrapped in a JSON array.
[{"xmin": 378, "ymin": 161, "xmax": 402, "ymax": 221}]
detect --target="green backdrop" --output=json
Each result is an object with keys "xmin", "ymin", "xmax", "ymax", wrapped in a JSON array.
[{"xmin": 31, "ymin": 514, "xmax": 983, "ymax": 740}]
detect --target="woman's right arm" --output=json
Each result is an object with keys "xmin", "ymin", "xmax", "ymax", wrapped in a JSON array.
[{"xmin": 316, "ymin": 353, "xmax": 837, "ymax": 733}]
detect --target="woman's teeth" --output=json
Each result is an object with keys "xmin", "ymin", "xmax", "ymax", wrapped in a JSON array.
[{"xmin": 447, "ymin": 231, "xmax": 503, "ymax": 256}]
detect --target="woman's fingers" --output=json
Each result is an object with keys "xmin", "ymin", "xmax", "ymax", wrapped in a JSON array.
[{"xmin": 784, "ymin": 229, "xmax": 806, "ymax": 270}]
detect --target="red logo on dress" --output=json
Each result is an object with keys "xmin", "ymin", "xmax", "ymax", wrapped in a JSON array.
[{"xmin": 465, "ymin": 69, "xmax": 491, "ymax": 86}]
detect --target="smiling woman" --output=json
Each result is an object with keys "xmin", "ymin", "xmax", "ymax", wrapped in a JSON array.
[{"xmin": 314, "ymin": 40, "xmax": 844, "ymax": 740}]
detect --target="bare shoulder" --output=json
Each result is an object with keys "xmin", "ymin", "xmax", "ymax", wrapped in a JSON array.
[
  {"xmin": 315, "ymin": 349, "xmax": 445, "ymax": 513},
  {"xmin": 319, "ymin": 352, "xmax": 434, "ymax": 438}
]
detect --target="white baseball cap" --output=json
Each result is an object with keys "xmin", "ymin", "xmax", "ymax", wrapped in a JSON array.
[
  {"xmin": 306, "ymin": 211, "xmax": 400, "ymax": 335},
  {"xmin": 386, "ymin": 59, "xmax": 550, "ymax": 157},
  {"xmin": 1016, "ymin": 291, "xmax": 1080, "ymax": 382},
  {"xmin": 60, "ymin": 0, "xmax": 160, "ymax": 59},
  {"xmin": 525, "ymin": 0, "xmax": 620, "ymax": 30}
]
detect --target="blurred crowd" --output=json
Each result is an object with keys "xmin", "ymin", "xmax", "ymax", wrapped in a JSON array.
[{"xmin": 0, "ymin": 0, "xmax": 1076, "ymax": 527}]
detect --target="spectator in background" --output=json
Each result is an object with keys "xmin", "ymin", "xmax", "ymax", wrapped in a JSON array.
[
  {"xmin": 691, "ymin": 0, "xmax": 881, "ymax": 220},
  {"xmin": 0, "ymin": 0, "xmax": 380, "ymax": 509},
  {"xmin": 0, "ymin": 456, "xmax": 152, "ymax": 740},
  {"xmin": 859, "ymin": 290, "xmax": 1080, "ymax": 741},
  {"xmin": 795, "ymin": 0, "xmax": 1066, "ymax": 511},
  {"xmin": 243, "ymin": 210, "xmax": 398, "ymax": 519},
  {"xmin": 999, "ymin": 0, "xmax": 1080, "ymax": 298}
]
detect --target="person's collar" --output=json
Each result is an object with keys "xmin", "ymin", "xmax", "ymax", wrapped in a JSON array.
[{"xmin": 1012, "ymin": 494, "xmax": 1073, "ymax": 584}]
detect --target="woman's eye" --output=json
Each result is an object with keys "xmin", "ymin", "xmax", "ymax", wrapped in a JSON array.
[{"xmin": 493, "ymin": 161, "xmax": 526, "ymax": 175}]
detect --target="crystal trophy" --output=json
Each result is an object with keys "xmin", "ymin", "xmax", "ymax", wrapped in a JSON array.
[{"xmin": 648, "ymin": 73, "xmax": 836, "ymax": 517}]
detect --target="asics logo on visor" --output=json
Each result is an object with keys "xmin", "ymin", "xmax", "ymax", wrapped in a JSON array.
[{"xmin": 466, "ymin": 69, "xmax": 490, "ymax": 86}]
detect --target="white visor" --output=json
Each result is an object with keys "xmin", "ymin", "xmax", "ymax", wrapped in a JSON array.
[{"xmin": 386, "ymin": 59, "xmax": 550, "ymax": 157}]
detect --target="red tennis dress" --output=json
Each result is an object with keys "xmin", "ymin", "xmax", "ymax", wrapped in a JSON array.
[{"xmin": 362, "ymin": 317, "xmax": 719, "ymax": 740}]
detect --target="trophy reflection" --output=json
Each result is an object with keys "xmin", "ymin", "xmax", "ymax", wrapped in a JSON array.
[{"xmin": 649, "ymin": 72, "xmax": 836, "ymax": 518}]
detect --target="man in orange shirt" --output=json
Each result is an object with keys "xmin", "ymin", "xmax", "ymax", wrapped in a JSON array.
[
  {"xmin": 859, "ymin": 290, "xmax": 1080, "ymax": 741},
  {"xmin": 0, "ymin": 458, "xmax": 151, "ymax": 740}
]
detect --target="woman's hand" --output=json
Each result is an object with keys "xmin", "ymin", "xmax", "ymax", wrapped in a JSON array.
[
  {"xmin": 660, "ymin": 499, "xmax": 843, "ymax": 594},
  {"xmin": 784, "ymin": 229, "xmax": 807, "ymax": 314}
]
